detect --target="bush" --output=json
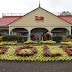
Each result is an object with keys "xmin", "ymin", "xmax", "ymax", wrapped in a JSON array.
[
  {"xmin": 24, "ymin": 40, "xmax": 38, "ymax": 44},
  {"xmin": 62, "ymin": 38, "xmax": 72, "ymax": 42},
  {"xmin": 39, "ymin": 40, "xmax": 56, "ymax": 44},
  {"xmin": 44, "ymin": 32, "xmax": 53, "ymax": 40},
  {"xmin": 52, "ymin": 35, "xmax": 62, "ymax": 43},
  {"xmin": 3, "ymin": 35, "xmax": 17, "ymax": 41},
  {"xmin": 67, "ymin": 35, "xmax": 72, "ymax": 39},
  {"xmin": 17, "ymin": 36, "xmax": 23, "ymax": 42},
  {"xmin": 0, "ymin": 41, "xmax": 17, "ymax": 45},
  {"xmin": 61, "ymin": 41, "xmax": 72, "ymax": 45},
  {"xmin": 2, "ymin": 35, "xmax": 24, "ymax": 42},
  {"xmin": 30, "ymin": 33, "xmax": 35, "ymax": 40}
]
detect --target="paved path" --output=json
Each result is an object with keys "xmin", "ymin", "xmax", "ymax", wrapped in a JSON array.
[
  {"xmin": 0, "ymin": 60, "xmax": 72, "ymax": 72},
  {"xmin": 17, "ymin": 43, "xmax": 61, "ymax": 46}
]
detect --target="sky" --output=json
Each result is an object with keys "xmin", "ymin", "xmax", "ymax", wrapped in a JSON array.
[{"xmin": 0, "ymin": 0, "xmax": 72, "ymax": 17}]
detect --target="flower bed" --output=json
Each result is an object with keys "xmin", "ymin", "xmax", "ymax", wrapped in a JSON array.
[
  {"xmin": 15, "ymin": 45, "xmax": 37, "ymax": 56},
  {"xmin": 61, "ymin": 41, "xmax": 72, "ymax": 45},
  {"xmin": 0, "ymin": 41, "xmax": 17, "ymax": 45},
  {"xmin": 0, "ymin": 46, "xmax": 8, "ymax": 54},
  {"xmin": 24, "ymin": 40, "xmax": 56, "ymax": 44},
  {"xmin": 0, "ymin": 45, "xmax": 72, "ymax": 61},
  {"xmin": 39, "ymin": 40, "xmax": 56, "ymax": 44},
  {"xmin": 60, "ymin": 45, "xmax": 72, "ymax": 56},
  {"xmin": 43, "ymin": 45, "xmax": 62, "ymax": 56}
]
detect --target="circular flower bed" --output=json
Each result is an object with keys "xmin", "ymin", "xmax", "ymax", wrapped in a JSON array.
[
  {"xmin": 0, "ymin": 46, "xmax": 8, "ymax": 54},
  {"xmin": 15, "ymin": 45, "xmax": 37, "ymax": 56}
]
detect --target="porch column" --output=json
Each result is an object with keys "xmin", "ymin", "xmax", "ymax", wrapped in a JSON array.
[
  {"xmin": 49, "ymin": 26, "xmax": 51, "ymax": 32},
  {"xmin": 28, "ymin": 26, "xmax": 31, "ymax": 40},
  {"xmin": 9, "ymin": 26, "xmax": 10, "ymax": 35},
  {"xmin": 12, "ymin": 31, "xmax": 13, "ymax": 35},
  {"xmin": 69, "ymin": 26, "xmax": 71, "ymax": 35}
]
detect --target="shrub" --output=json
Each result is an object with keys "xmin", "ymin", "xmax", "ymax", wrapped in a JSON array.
[
  {"xmin": 3, "ymin": 35, "xmax": 17, "ymax": 41},
  {"xmin": 24, "ymin": 40, "xmax": 38, "ymax": 44},
  {"xmin": 30, "ymin": 33, "xmax": 35, "ymax": 40},
  {"xmin": 52, "ymin": 35, "xmax": 62, "ymax": 43},
  {"xmin": 62, "ymin": 38, "xmax": 72, "ymax": 42},
  {"xmin": 2, "ymin": 35, "xmax": 24, "ymax": 42},
  {"xmin": 0, "ymin": 41, "xmax": 17, "ymax": 45},
  {"xmin": 44, "ymin": 32, "xmax": 53, "ymax": 40},
  {"xmin": 17, "ymin": 36, "xmax": 23, "ymax": 42},
  {"xmin": 39, "ymin": 40, "xmax": 56, "ymax": 44},
  {"xmin": 61, "ymin": 41, "xmax": 72, "ymax": 45},
  {"xmin": 67, "ymin": 35, "xmax": 72, "ymax": 39}
]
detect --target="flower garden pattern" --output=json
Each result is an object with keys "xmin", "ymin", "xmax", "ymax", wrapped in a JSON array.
[
  {"xmin": 15, "ymin": 45, "xmax": 37, "ymax": 56},
  {"xmin": 0, "ymin": 45, "xmax": 72, "ymax": 61},
  {"xmin": 43, "ymin": 45, "xmax": 62, "ymax": 56},
  {"xmin": 60, "ymin": 45, "xmax": 72, "ymax": 56},
  {"xmin": 0, "ymin": 46, "xmax": 8, "ymax": 54}
]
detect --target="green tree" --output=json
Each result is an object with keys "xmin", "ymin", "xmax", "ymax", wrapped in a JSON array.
[{"xmin": 60, "ymin": 11, "xmax": 71, "ymax": 15}]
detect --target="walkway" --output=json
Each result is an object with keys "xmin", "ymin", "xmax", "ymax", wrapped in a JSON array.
[{"xmin": 0, "ymin": 60, "xmax": 72, "ymax": 72}]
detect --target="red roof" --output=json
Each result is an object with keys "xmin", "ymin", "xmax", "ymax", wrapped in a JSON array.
[
  {"xmin": 57, "ymin": 15, "xmax": 72, "ymax": 25},
  {"xmin": 0, "ymin": 16, "xmax": 22, "ymax": 26}
]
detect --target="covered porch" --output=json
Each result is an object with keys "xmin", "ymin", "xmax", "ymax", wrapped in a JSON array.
[{"xmin": 51, "ymin": 28, "xmax": 69, "ymax": 40}]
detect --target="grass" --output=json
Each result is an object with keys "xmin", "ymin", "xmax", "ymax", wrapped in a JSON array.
[{"xmin": 0, "ymin": 45, "xmax": 72, "ymax": 61}]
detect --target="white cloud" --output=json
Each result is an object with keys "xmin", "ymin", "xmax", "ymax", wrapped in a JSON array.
[{"xmin": 0, "ymin": 0, "xmax": 72, "ymax": 17}]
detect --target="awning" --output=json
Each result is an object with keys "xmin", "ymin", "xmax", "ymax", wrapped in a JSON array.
[
  {"xmin": 18, "ymin": 31, "xmax": 28, "ymax": 33},
  {"xmin": 52, "ymin": 31, "xmax": 63, "ymax": 33}
]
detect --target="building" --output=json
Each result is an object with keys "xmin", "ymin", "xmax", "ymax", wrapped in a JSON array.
[{"xmin": 0, "ymin": 5, "xmax": 72, "ymax": 41}]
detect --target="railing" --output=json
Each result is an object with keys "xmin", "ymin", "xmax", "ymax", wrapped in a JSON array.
[
  {"xmin": 2, "ymin": 13, "xmax": 27, "ymax": 16},
  {"xmin": 2, "ymin": 12, "xmax": 72, "ymax": 16},
  {"xmin": 52, "ymin": 12, "xmax": 62, "ymax": 15},
  {"xmin": 52, "ymin": 12, "xmax": 72, "ymax": 15}
]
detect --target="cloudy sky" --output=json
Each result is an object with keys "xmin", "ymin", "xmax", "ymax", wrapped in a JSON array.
[{"xmin": 0, "ymin": 0, "xmax": 72, "ymax": 17}]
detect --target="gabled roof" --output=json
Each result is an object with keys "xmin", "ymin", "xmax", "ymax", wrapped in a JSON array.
[
  {"xmin": 0, "ymin": 16, "xmax": 22, "ymax": 27},
  {"xmin": 57, "ymin": 15, "xmax": 72, "ymax": 25},
  {"xmin": 0, "ymin": 7, "xmax": 72, "ymax": 27}
]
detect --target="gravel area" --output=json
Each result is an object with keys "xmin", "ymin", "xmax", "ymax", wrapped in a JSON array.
[{"xmin": 0, "ymin": 60, "xmax": 72, "ymax": 72}]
